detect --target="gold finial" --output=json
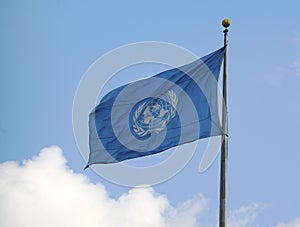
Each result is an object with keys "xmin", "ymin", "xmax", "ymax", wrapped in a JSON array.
[{"xmin": 222, "ymin": 19, "xmax": 231, "ymax": 28}]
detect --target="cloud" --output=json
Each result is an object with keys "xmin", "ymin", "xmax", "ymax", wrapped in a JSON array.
[
  {"xmin": 264, "ymin": 60, "xmax": 300, "ymax": 88},
  {"xmin": 165, "ymin": 194, "xmax": 208, "ymax": 227},
  {"xmin": 0, "ymin": 145, "xmax": 277, "ymax": 227},
  {"xmin": 0, "ymin": 146, "xmax": 207, "ymax": 227},
  {"xmin": 227, "ymin": 202, "xmax": 265, "ymax": 227},
  {"xmin": 294, "ymin": 61, "xmax": 300, "ymax": 77},
  {"xmin": 277, "ymin": 218, "xmax": 300, "ymax": 227}
]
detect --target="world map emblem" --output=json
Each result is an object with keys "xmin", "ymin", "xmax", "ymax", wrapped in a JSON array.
[{"xmin": 131, "ymin": 90, "xmax": 178, "ymax": 139}]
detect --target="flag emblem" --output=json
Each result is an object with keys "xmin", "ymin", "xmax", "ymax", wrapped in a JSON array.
[{"xmin": 131, "ymin": 90, "xmax": 178, "ymax": 139}]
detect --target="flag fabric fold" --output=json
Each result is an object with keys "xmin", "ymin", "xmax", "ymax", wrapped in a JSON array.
[{"xmin": 86, "ymin": 47, "xmax": 225, "ymax": 168}]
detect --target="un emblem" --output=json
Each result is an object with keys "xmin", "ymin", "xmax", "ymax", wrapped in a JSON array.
[{"xmin": 130, "ymin": 90, "xmax": 178, "ymax": 139}]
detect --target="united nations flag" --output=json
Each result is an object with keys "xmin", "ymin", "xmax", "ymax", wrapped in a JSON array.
[{"xmin": 86, "ymin": 47, "xmax": 225, "ymax": 168}]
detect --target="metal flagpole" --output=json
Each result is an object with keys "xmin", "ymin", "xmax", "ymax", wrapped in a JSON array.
[{"xmin": 219, "ymin": 18, "xmax": 230, "ymax": 227}]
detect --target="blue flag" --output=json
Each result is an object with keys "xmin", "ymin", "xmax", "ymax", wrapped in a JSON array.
[{"xmin": 86, "ymin": 47, "xmax": 225, "ymax": 168}]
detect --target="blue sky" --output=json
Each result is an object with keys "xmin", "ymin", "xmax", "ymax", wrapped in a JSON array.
[{"xmin": 1, "ymin": 1, "xmax": 300, "ymax": 226}]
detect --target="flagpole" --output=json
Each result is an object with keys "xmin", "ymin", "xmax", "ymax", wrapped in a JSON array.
[{"xmin": 219, "ymin": 19, "xmax": 230, "ymax": 227}]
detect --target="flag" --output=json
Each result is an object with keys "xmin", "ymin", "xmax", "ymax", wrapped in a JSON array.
[{"xmin": 86, "ymin": 47, "xmax": 225, "ymax": 168}]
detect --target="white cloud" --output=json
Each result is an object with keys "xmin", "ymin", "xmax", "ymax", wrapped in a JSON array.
[
  {"xmin": 277, "ymin": 218, "xmax": 300, "ymax": 227},
  {"xmin": 1, "ymin": 145, "xmax": 280, "ymax": 227},
  {"xmin": 227, "ymin": 202, "xmax": 265, "ymax": 227},
  {"xmin": 294, "ymin": 61, "xmax": 300, "ymax": 77},
  {"xmin": 0, "ymin": 146, "xmax": 207, "ymax": 227},
  {"xmin": 165, "ymin": 194, "xmax": 208, "ymax": 227}
]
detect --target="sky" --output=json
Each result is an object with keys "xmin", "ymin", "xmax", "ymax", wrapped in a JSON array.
[{"xmin": 1, "ymin": 1, "xmax": 300, "ymax": 226}]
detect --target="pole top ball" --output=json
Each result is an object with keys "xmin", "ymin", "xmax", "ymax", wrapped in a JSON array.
[{"xmin": 222, "ymin": 19, "xmax": 231, "ymax": 28}]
